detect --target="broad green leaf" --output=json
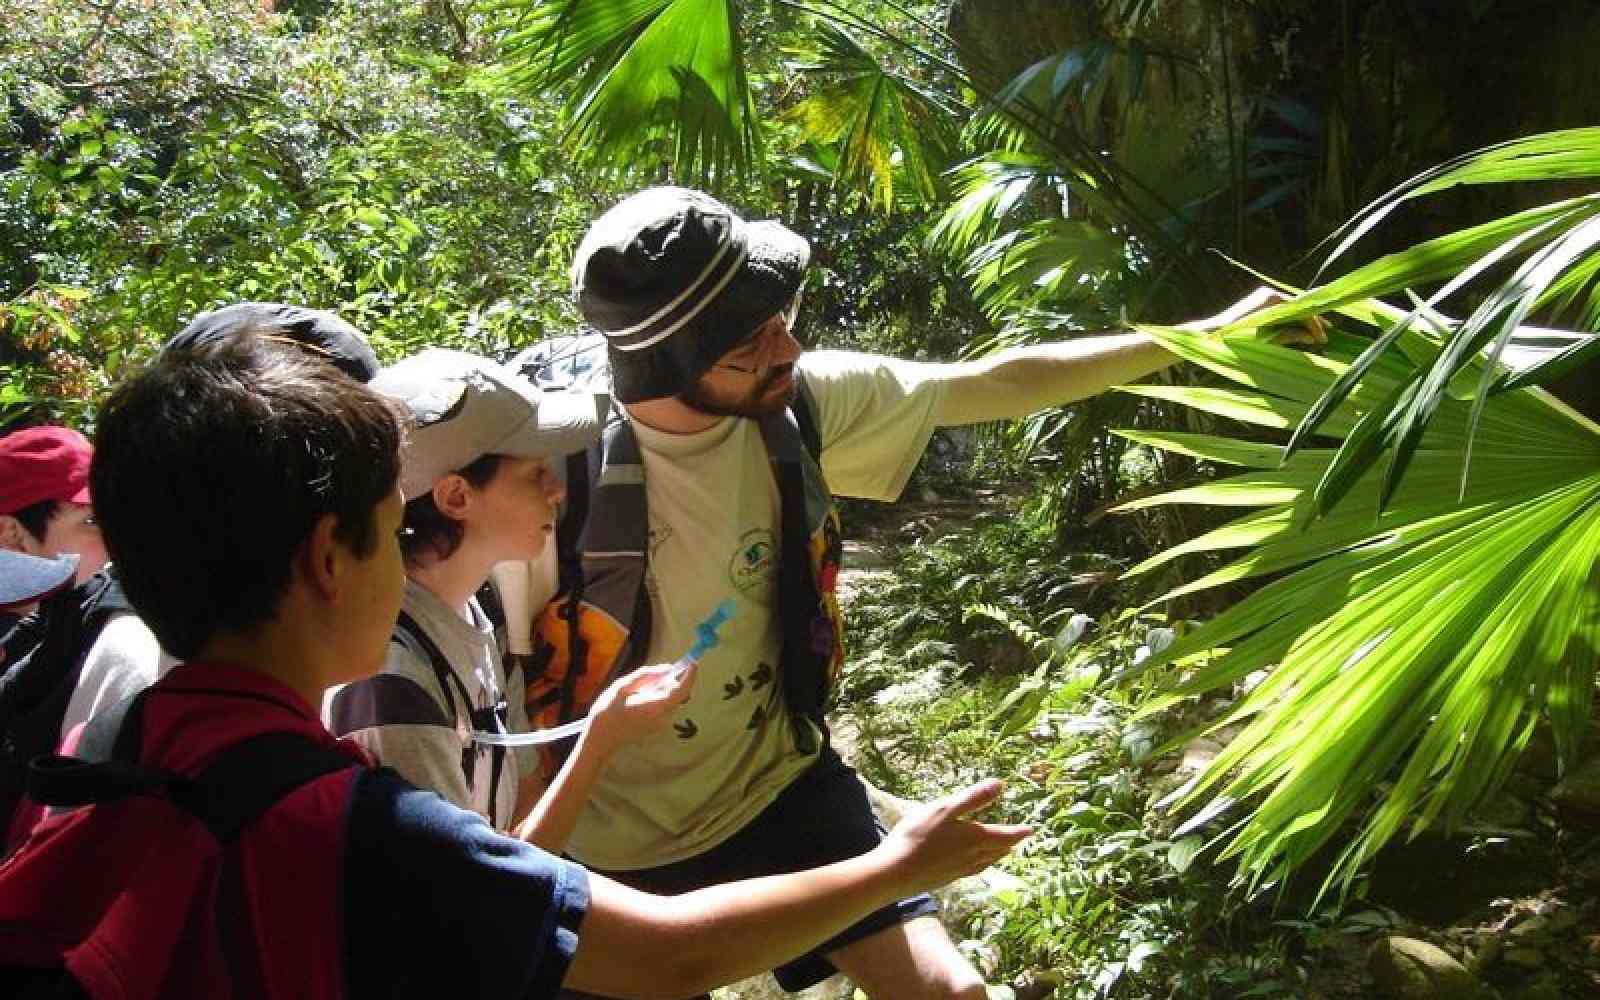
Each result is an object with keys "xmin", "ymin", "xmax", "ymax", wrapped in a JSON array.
[
  {"xmin": 1117, "ymin": 295, "xmax": 1600, "ymax": 900},
  {"xmin": 1113, "ymin": 429, "xmax": 1287, "ymax": 469},
  {"xmin": 1226, "ymin": 196, "xmax": 1600, "ymax": 332},
  {"xmin": 786, "ymin": 23, "xmax": 959, "ymax": 210},
  {"xmin": 485, "ymin": 0, "xmax": 760, "ymax": 183}
]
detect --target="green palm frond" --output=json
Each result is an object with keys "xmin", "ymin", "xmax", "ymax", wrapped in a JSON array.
[
  {"xmin": 938, "ymin": 39, "xmax": 1218, "ymax": 311},
  {"xmin": 926, "ymin": 152, "xmax": 1125, "ymax": 320},
  {"xmin": 1112, "ymin": 325, "xmax": 1600, "ymax": 901},
  {"xmin": 1217, "ymin": 129, "xmax": 1600, "ymax": 514},
  {"xmin": 784, "ymin": 22, "xmax": 961, "ymax": 210},
  {"xmin": 483, "ymin": 0, "xmax": 759, "ymax": 183},
  {"xmin": 961, "ymin": 221, "xmax": 1125, "ymax": 320},
  {"xmin": 1315, "ymin": 128, "xmax": 1600, "ymax": 279},
  {"xmin": 927, "ymin": 151, "xmax": 1063, "ymax": 255},
  {"xmin": 983, "ymin": 39, "xmax": 1192, "ymax": 153}
]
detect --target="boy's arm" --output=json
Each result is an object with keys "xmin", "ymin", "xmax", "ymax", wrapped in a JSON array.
[
  {"xmin": 563, "ymin": 780, "xmax": 1029, "ymax": 999},
  {"xmin": 511, "ymin": 726, "xmax": 609, "ymax": 851},
  {"xmin": 513, "ymin": 662, "xmax": 694, "ymax": 851}
]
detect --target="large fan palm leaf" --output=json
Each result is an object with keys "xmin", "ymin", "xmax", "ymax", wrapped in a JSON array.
[
  {"xmin": 1112, "ymin": 326, "xmax": 1600, "ymax": 899},
  {"xmin": 1216, "ymin": 128, "xmax": 1600, "ymax": 515},
  {"xmin": 785, "ymin": 22, "xmax": 960, "ymax": 209}
]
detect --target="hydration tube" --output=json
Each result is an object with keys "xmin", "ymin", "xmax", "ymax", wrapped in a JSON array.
[{"xmin": 472, "ymin": 599, "xmax": 735, "ymax": 748}]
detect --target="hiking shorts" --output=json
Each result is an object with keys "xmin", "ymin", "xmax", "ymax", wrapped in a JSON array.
[{"xmin": 568, "ymin": 745, "xmax": 939, "ymax": 995}]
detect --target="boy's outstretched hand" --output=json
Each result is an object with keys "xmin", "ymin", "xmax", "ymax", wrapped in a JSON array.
[
  {"xmin": 586, "ymin": 660, "xmax": 698, "ymax": 753},
  {"xmin": 874, "ymin": 779, "xmax": 1032, "ymax": 894}
]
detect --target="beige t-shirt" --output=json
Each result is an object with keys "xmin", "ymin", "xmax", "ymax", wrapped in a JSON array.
[{"xmin": 559, "ymin": 350, "xmax": 946, "ymax": 870}]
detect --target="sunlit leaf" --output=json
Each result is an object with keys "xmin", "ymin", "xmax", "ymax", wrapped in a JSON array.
[
  {"xmin": 1115, "ymin": 305, "xmax": 1600, "ymax": 903},
  {"xmin": 785, "ymin": 22, "xmax": 960, "ymax": 210},
  {"xmin": 484, "ymin": 0, "xmax": 760, "ymax": 184}
]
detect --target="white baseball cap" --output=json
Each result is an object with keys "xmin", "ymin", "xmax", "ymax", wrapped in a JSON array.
[{"xmin": 373, "ymin": 349, "xmax": 605, "ymax": 499}]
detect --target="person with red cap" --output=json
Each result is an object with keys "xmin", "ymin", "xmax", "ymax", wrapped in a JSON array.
[
  {"xmin": 0, "ymin": 427, "xmax": 173, "ymax": 833},
  {"xmin": 0, "ymin": 426, "xmax": 106, "ymax": 591}
]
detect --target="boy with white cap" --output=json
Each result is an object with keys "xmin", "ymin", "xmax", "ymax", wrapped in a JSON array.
[{"xmin": 327, "ymin": 349, "xmax": 691, "ymax": 847}]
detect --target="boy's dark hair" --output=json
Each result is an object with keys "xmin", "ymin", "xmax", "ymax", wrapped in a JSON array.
[
  {"xmin": 91, "ymin": 334, "xmax": 402, "ymax": 659},
  {"xmin": 10, "ymin": 499, "xmax": 59, "ymax": 544},
  {"xmin": 400, "ymin": 453, "xmax": 502, "ymax": 567}
]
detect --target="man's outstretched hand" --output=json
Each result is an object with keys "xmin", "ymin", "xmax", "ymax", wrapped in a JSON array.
[
  {"xmin": 1182, "ymin": 286, "xmax": 1329, "ymax": 348},
  {"xmin": 874, "ymin": 779, "xmax": 1031, "ymax": 895}
]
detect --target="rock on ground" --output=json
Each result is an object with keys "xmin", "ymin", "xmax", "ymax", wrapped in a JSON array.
[
  {"xmin": 1367, "ymin": 936, "xmax": 1486, "ymax": 1000},
  {"xmin": 1552, "ymin": 754, "xmax": 1600, "ymax": 817}
]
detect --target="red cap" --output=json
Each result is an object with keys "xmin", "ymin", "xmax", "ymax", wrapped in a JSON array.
[{"xmin": 0, "ymin": 426, "xmax": 93, "ymax": 514}]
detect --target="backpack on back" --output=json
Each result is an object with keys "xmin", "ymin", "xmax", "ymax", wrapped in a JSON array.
[
  {"xmin": 0, "ymin": 571, "xmax": 131, "ymax": 840},
  {"xmin": 0, "ymin": 689, "xmax": 357, "ymax": 999}
]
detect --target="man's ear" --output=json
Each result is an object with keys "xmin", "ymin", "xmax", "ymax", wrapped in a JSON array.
[
  {"xmin": 431, "ymin": 474, "xmax": 472, "ymax": 521},
  {"xmin": 298, "ymin": 512, "xmax": 344, "ymax": 602}
]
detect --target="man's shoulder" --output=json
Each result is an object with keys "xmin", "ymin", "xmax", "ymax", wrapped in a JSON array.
[
  {"xmin": 797, "ymin": 348, "xmax": 897, "ymax": 377},
  {"xmin": 81, "ymin": 610, "xmax": 163, "ymax": 668},
  {"xmin": 797, "ymin": 349, "xmax": 931, "ymax": 393}
]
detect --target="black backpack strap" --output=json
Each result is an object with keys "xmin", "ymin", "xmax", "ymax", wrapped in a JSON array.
[
  {"xmin": 474, "ymin": 579, "xmax": 507, "ymax": 635},
  {"xmin": 554, "ymin": 447, "xmax": 593, "ymax": 721},
  {"xmin": 78, "ymin": 569, "xmax": 132, "ymax": 630},
  {"xmin": 0, "ymin": 586, "xmax": 81, "ymax": 723},
  {"xmin": 556, "ymin": 449, "xmax": 592, "ymax": 600},
  {"xmin": 791, "ymin": 372, "xmax": 823, "ymax": 462},
  {"xmin": 170, "ymin": 733, "xmax": 356, "ymax": 841},
  {"xmin": 393, "ymin": 611, "xmax": 505, "ymax": 818},
  {"xmin": 394, "ymin": 611, "xmax": 471, "ymax": 723},
  {"xmin": 25, "ymin": 754, "xmax": 172, "ymax": 807},
  {"xmin": 27, "ymin": 731, "xmax": 354, "ymax": 841},
  {"xmin": 763, "ymin": 386, "xmax": 831, "ymax": 756}
]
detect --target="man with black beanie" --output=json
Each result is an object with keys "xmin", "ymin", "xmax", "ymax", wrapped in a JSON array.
[{"xmin": 507, "ymin": 186, "xmax": 1322, "ymax": 999}]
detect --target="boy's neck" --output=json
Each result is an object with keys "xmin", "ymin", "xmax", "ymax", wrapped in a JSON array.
[{"xmin": 197, "ymin": 622, "xmax": 332, "ymax": 711}]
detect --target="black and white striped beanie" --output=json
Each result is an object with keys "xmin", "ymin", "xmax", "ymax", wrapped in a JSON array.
[{"xmin": 573, "ymin": 187, "xmax": 810, "ymax": 403}]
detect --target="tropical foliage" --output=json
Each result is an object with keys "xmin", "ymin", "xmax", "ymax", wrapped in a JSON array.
[
  {"xmin": 842, "ymin": 517, "xmax": 1414, "ymax": 999},
  {"xmin": 1115, "ymin": 126, "xmax": 1600, "ymax": 898},
  {"xmin": 1116, "ymin": 324, "xmax": 1600, "ymax": 897},
  {"xmin": 9, "ymin": 0, "xmax": 1600, "ymax": 949},
  {"xmin": 0, "ymin": 0, "xmax": 613, "ymax": 425}
]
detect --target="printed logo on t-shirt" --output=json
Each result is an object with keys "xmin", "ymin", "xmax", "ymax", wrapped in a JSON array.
[
  {"xmin": 644, "ymin": 524, "xmax": 673, "ymax": 598},
  {"xmin": 728, "ymin": 529, "xmax": 777, "ymax": 602},
  {"xmin": 648, "ymin": 523, "xmax": 673, "ymax": 556}
]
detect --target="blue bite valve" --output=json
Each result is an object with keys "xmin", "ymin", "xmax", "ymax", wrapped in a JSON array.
[{"xmin": 686, "ymin": 599, "xmax": 736, "ymax": 663}]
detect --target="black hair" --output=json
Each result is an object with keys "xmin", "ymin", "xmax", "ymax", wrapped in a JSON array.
[
  {"xmin": 399, "ymin": 453, "xmax": 503, "ymax": 567},
  {"xmin": 11, "ymin": 499, "xmax": 60, "ymax": 544},
  {"xmin": 91, "ymin": 333, "xmax": 402, "ymax": 658}
]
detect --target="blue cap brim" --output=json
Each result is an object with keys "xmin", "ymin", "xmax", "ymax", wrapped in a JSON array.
[{"xmin": 0, "ymin": 550, "xmax": 77, "ymax": 608}]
